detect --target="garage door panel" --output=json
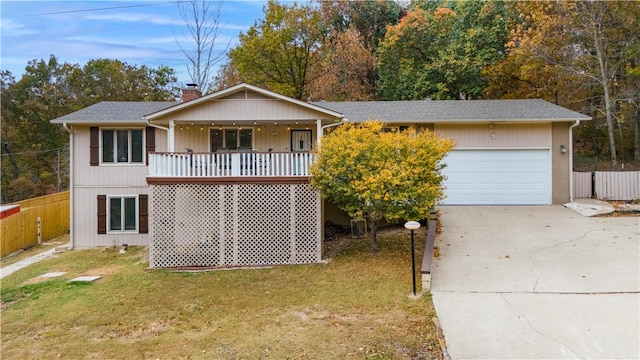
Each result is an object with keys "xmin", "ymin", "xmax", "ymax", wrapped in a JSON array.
[{"xmin": 442, "ymin": 150, "xmax": 550, "ymax": 205}]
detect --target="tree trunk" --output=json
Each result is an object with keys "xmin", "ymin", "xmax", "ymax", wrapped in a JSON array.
[
  {"xmin": 2, "ymin": 142, "xmax": 19, "ymax": 179},
  {"xmin": 592, "ymin": 8, "xmax": 617, "ymax": 169},
  {"xmin": 368, "ymin": 217, "xmax": 378, "ymax": 253},
  {"xmin": 635, "ymin": 111, "xmax": 640, "ymax": 166}
]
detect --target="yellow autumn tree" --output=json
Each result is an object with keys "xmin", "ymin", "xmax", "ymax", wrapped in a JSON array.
[{"xmin": 310, "ymin": 121, "xmax": 454, "ymax": 252}]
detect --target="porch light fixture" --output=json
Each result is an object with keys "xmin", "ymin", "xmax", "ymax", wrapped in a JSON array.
[
  {"xmin": 404, "ymin": 221, "xmax": 421, "ymax": 297},
  {"xmin": 560, "ymin": 144, "xmax": 567, "ymax": 153}
]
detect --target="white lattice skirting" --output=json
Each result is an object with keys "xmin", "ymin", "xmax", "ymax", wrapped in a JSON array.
[{"xmin": 150, "ymin": 183, "xmax": 322, "ymax": 268}]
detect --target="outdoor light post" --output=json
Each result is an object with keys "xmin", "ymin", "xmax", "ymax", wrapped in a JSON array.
[{"xmin": 404, "ymin": 221, "xmax": 421, "ymax": 296}]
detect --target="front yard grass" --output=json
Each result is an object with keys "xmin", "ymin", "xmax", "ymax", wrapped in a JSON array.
[{"xmin": 0, "ymin": 228, "xmax": 441, "ymax": 359}]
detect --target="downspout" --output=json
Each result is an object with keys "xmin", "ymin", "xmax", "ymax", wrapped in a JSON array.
[
  {"xmin": 568, "ymin": 120, "xmax": 581, "ymax": 202},
  {"xmin": 146, "ymin": 119, "xmax": 173, "ymax": 152},
  {"xmin": 62, "ymin": 123, "xmax": 74, "ymax": 250}
]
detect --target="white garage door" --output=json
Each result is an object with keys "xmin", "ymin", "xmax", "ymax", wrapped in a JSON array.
[{"xmin": 441, "ymin": 149, "xmax": 551, "ymax": 205}]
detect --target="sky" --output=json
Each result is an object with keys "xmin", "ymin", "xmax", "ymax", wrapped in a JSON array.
[{"xmin": 0, "ymin": 1, "xmax": 268, "ymax": 83}]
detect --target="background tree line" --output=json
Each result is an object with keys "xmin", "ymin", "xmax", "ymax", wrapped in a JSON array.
[
  {"xmin": 220, "ymin": 0, "xmax": 639, "ymax": 171},
  {"xmin": 2, "ymin": 0, "xmax": 639, "ymax": 202},
  {"xmin": 1, "ymin": 57, "xmax": 179, "ymax": 202}
]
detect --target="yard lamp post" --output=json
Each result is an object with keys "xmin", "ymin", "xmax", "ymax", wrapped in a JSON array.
[{"xmin": 404, "ymin": 221, "xmax": 421, "ymax": 296}]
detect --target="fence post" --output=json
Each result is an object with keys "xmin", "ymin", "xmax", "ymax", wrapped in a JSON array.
[
  {"xmin": 37, "ymin": 217, "xmax": 42, "ymax": 244},
  {"xmin": 591, "ymin": 171, "xmax": 596, "ymax": 198}
]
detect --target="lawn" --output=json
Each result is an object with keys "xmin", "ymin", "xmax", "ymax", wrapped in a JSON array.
[{"xmin": 1, "ymin": 228, "xmax": 442, "ymax": 359}]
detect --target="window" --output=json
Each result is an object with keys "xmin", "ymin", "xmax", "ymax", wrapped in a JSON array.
[
  {"xmin": 210, "ymin": 128, "xmax": 253, "ymax": 151},
  {"xmin": 102, "ymin": 129, "xmax": 144, "ymax": 164},
  {"xmin": 108, "ymin": 196, "xmax": 137, "ymax": 232},
  {"xmin": 291, "ymin": 130, "xmax": 312, "ymax": 151},
  {"xmin": 97, "ymin": 194, "xmax": 147, "ymax": 234},
  {"xmin": 381, "ymin": 126, "xmax": 410, "ymax": 133}
]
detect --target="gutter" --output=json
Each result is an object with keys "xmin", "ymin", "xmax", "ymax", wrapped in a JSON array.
[
  {"xmin": 62, "ymin": 123, "xmax": 74, "ymax": 250},
  {"xmin": 146, "ymin": 119, "xmax": 169, "ymax": 132},
  {"xmin": 568, "ymin": 120, "xmax": 581, "ymax": 202}
]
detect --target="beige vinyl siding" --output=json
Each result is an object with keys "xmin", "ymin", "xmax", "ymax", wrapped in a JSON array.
[
  {"xmin": 157, "ymin": 99, "xmax": 328, "ymax": 122},
  {"xmin": 72, "ymin": 187, "xmax": 150, "ymax": 248},
  {"xmin": 551, "ymin": 122, "xmax": 571, "ymax": 203},
  {"xmin": 73, "ymin": 126, "xmax": 149, "ymax": 187},
  {"xmin": 155, "ymin": 129, "xmax": 167, "ymax": 152},
  {"xmin": 175, "ymin": 125, "xmax": 313, "ymax": 153},
  {"xmin": 434, "ymin": 123, "xmax": 551, "ymax": 148},
  {"xmin": 71, "ymin": 125, "xmax": 152, "ymax": 248}
]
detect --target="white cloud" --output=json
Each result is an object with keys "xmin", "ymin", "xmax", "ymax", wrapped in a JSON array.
[
  {"xmin": 1, "ymin": 0, "xmax": 264, "ymax": 77},
  {"xmin": 0, "ymin": 18, "xmax": 38, "ymax": 37},
  {"xmin": 85, "ymin": 12, "xmax": 180, "ymax": 26}
]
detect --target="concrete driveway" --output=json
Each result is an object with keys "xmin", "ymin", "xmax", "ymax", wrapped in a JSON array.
[{"xmin": 431, "ymin": 206, "xmax": 639, "ymax": 359}]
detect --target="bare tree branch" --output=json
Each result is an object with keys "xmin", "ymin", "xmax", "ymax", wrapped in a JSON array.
[{"xmin": 174, "ymin": 0, "xmax": 231, "ymax": 94}]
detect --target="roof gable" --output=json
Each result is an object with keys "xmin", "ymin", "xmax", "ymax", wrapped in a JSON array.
[{"xmin": 145, "ymin": 83, "xmax": 344, "ymax": 122}]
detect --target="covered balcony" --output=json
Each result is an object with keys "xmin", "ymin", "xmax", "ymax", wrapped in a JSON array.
[{"xmin": 143, "ymin": 83, "xmax": 345, "ymax": 183}]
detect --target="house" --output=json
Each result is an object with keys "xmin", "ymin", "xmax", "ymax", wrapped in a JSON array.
[
  {"xmin": 314, "ymin": 100, "xmax": 591, "ymax": 205},
  {"xmin": 51, "ymin": 83, "xmax": 590, "ymax": 268}
]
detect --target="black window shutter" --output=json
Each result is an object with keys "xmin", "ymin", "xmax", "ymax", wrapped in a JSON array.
[
  {"xmin": 90, "ymin": 127, "xmax": 99, "ymax": 166},
  {"xmin": 139, "ymin": 194, "xmax": 149, "ymax": 234},
  {"xmin": 145, "ymin": 127, "xmax": 155, "ymax": 166},
  {"xmin": 97, "ymin": 195, "xmax": 106, "ymax": 234}
]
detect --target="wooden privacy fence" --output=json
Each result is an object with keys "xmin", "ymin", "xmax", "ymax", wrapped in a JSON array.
[
  {"xmin": 574, "ymin": 171, "xmax": 640, "ymax": 200},
  {"xmin": 1, "ymin": 191, "xmax": 70, "ymax": 257}
]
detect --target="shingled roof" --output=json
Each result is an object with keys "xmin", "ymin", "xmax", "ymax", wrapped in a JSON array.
[
  {"xmin": 50, "ymin": 101, "xmax": 177, "ymax": 124},
  {"xmin": 51, "ymin": 98, "xmax": 590, "ymax": 125},
  {"xmin": 311, "ymin": 99, "xmax": 590, "ymax": 123}
]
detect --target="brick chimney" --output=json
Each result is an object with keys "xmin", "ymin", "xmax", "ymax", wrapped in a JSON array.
[{"xmin": 182, "ymin": 83, "xmax": 202, "ymax": 102}]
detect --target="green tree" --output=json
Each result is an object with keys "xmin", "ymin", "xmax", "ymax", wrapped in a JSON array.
[
  {"xmin": 377, "ymin": 0, "xmax": 511, "ymax": 100},
  {"xmin": 322, "ymin": 0, "xmax": 402, "ymax": 52},
  {"xmin": 69, "ymin": 59, "xmax": 179, "ymax": 103},
  {"xmin": 1, "ymin": 56, "xmax": 72, "ymax": 202},
  {"xmin": 227, "ymin": 0, "xmax": 327, "ymax": 100},
  {"xmin": 1, "ymin": 56, "xmax": 179, "ymax": 202},
  {"xmin": 310, "ymin": 121, "xmax": 454, "ymax": 252}
]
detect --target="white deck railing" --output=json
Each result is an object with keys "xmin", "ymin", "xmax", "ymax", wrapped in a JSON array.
[{"xmin": 149, "ymin": 152, "xmax": 314, "ymax": 177}]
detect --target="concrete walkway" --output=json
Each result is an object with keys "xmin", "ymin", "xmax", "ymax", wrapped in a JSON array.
[
  {"xmin": 431, "ymin": 206, "xmax": 639, "ymax": 359},
  {"xmin": 0, "ymin": 243, "xmax": 69, "ymax": 279}
]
